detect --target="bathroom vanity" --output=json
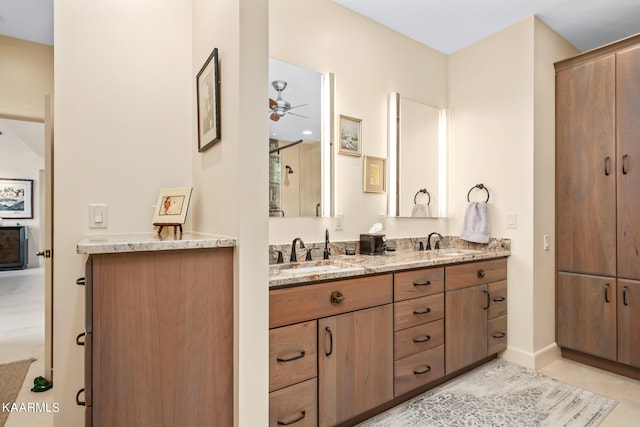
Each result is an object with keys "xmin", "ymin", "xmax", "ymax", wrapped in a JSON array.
[
  {"xmin": 76, "ymin": 233, "xmax": 236, "ymax": 427},
  {"xmin": 268, "ymin": 247, "xmax": 510, "ymax": 426}
]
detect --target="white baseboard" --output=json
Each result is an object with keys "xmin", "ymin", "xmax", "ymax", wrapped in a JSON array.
[{"xmin": 499, "ymin": 343, "xmax": 561, "ymax": 371}]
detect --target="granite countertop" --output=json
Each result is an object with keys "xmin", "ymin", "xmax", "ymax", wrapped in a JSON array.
[
  {"xmin": 269, "ymin": 247, "xmax": 510, "ymax": 288},
  {"xmin": 77, "ymin": 232, "xmax": 237, "ymax": 255}
]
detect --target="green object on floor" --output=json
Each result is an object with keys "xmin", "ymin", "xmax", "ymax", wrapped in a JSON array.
[{"xmin": 30, "ymin": 376, "xmax": 53, "ymax": 392}]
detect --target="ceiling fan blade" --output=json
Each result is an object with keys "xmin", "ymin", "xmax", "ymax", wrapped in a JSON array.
[
  {"xmin": 269, "ymin": 98, "xmax": 277, "ymax": 109},
  {"xmin": 287, "ymin": 112, "xmax": 308, "ymax": 119},
  {"xmin": 288, "ymin": 103, "xmax": 308, "ymax": 110}
]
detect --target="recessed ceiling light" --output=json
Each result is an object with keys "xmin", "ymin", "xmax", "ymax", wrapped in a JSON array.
[{"xmin": 302, "ymin": 130, "xmax": 312, "ymax": 135}]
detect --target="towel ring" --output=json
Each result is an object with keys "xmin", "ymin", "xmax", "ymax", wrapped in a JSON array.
[
  {"xmin": 467, "ymin": 184, "xmax": 490, "ymax": 203},
  {"xmin": 414, "ymin": 189, "xmax": 431, "ymax": 205}
]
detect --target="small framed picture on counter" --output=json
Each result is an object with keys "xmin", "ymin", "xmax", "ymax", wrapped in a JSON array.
[{"xmin": 152, "ymin": 187, "xmax": 193, "ymax": 233}]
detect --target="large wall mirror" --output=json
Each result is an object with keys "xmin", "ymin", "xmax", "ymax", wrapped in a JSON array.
[
  {"xmin": 388, "ymin": 93, "xmax": 448, "ymax": 218},
  {"xmin": 268, "ymin": 58, "xmax": 334, "ymax": 217}
]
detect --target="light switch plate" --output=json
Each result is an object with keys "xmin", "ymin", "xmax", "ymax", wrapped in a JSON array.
[
  {"xmin": 335, "ymin": 213, "xmax": 344, "ymax": 230},
  {"xmin": 543, "ymin": 234, "xmax": 550, "ymax": 251},
  {"xmin": 89, "ymin": 204, "xmax": 108, "ymax": 229},
  {"xmin": 506, "ymin": 213, "xmax": 517, "ymax": 229}
]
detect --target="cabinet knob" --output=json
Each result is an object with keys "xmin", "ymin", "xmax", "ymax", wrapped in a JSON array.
[
  {"xmin": 477, "ymin": 269, "xmax": 486, "ymax": 279},
  {"xmin": 330, "ymin": 291, "xmax": 345, "ymax": 305}
]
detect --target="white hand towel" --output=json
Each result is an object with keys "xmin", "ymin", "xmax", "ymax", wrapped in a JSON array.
[
  {"xmin": 461, "ymin": 202, "xmax": 490, "ymax": 244},
  {"xmin": 411, "ymin": 203, "xmax": 431, "ymax": 217}
]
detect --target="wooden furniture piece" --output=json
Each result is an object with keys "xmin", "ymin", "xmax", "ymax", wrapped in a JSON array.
[
  {"xmin": 79, "ymin": 247, "xmax": 234, "ymax": 426},
  {"xmin": 445, "ymin": 259, "xmax": 508, "ymax": 375},
  {"xmin": 556, "ymin": 35, "xmax": 640, "ymax": 377},
  {"xmin": 269, "ymin": 257, "xmax": 508, "ymax": 426},
  {"xmin": 270, "ymin": 274, "xmax": 393, "ymax": 427},
  {"xmin": 393, "ymin": 267, "xmax": 445, "ymax": 397},
  {"xmin": 0, "ymin": 225, "xmax": 28, "ymax": 270}
]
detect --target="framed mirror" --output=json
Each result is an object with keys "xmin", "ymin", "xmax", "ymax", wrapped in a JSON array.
[
  {"xmin": 268, "ymin": 58, "xmax": 334, "ymax": 217},
  {"xmin": 388, "ymin": 93, "xmax": 448, "ymax": 218}
]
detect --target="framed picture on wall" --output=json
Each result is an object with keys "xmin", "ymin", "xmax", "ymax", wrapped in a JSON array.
[
  {"xmin": 196, "ymin": 47, "xmax": 221, "ymax": 152},
  {"xmin": 0, "ymin": 178, "xmax": 33, "ymax": 219},
  {"xmin": 338, "ymin": 115, "xmax": 362, "ymax": 156},
  {"xmin": 363, "ymin": 156, "xmax": 386, "ymax": 193}
]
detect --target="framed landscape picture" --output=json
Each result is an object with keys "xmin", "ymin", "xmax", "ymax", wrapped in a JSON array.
[
  {"xmin": 338, "ymin": 115, "xmax": 362, "ymax": 156},
  {"xmin": 0, "ymin": 178, "xmax": 33, "ymax": 219}
]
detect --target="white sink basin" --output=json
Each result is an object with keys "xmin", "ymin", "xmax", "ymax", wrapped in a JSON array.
[
  {"xmin": 280, "ymin": 264, "xmax": 341, "ymax": 274},
  {"xmin": 435, "ymin": 248, "xmax": 483, "ymax": 257}
]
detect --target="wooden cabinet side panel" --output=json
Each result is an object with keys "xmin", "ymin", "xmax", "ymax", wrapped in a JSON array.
[
  {"xmin": 557, "ymin": 272, "xmax": 617, "ymax": 361},
  {"xmin": 91, "ymin": 248, "xmax": 233, "ymax": 427},
  {"xmin": 617, "ymin": 46, "xmax": 640, "ymax": 280},
  {"xmin": 556, "ymin": 55, "xmax": 616, "ymax": 276},
  {"xmin": 318, "ymin": 305, "xmax": 393, "ymax": 427},
  {"xmin": 618, "ymin": 279, "xmax": 640, "ymax": 368},
  {"xmin": 445, "ymin": 285, "xmax": 488, "ymax": 375}
]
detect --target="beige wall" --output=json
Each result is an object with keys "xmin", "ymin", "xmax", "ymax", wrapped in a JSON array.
[
  {"xmin": 0, "ymin": 35, "xmax": 53, "ymax": 121},
  {"xmin": 53, "ymin": 2, "xmax": 193, "ymax": 425},
  {"xmin": 449, "ymin": 17, "xmax": 578, "ymax": 369},
  {"xmin": 268, "ymin": 0, "xmax": 449, "ymax": 245},
  {"xmin": 191, "ymin": 0, "xmax": 269, "ymax": 425}
]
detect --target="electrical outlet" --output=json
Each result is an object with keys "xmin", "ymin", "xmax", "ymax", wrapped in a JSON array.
[{"xmin": 335, "ymin": 213, "xmax": 344, "ymax": 230}]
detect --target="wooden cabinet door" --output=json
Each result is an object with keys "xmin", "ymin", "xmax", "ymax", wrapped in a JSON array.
[
  {"xmin": 445, "ymin": 285, "xmax": 488, "ymax": 375},
  {"xmin": 318, "ymin": 305, "xmax": 393, "ymax": 427},
  {"xmin": 557, "ymin": 272, "xmax": 617, "ymax": 361},
  {"xmin": 556, "ymin": 55, "xmax": 616, "ymax": 276},
  {"xmin": 618, "ymin": 279, "xmax": 640, "ymax": 368},
  {"xmin": 617, "ymin": 46, "xmax": 640, "ymax": 280}
]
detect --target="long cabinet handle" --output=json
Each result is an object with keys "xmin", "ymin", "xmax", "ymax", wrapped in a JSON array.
[
  {"xmin": 76, "ymin": 332, "xmax": 86, "ymax": 346},
  {"xmin": 605, "ymin": 156, "xmax": 611, "ymax": 176},
  {"xmin": 325, "ymin": 326, "xmax": 333, "ymax": 357},
  {"xmin": 483, "ymin": 290, "xmax": 490, "ymax": 310},
  {"xmin": 622, "ymin": 154, "xmax": 629, "ymax": 175},
  {"xmin": 623, "ymin": 285, "xmax": 629, "ymax": 306},
  {"xmin": 277, "ymin": 410, "xmax": 306, "ymax": 426},
  {"xmin": 277, "ymin": 351, "xmax": 305, "ymax": 363},
  {"xmin": 604, "ymin": 283, "xmax": 610, "ymax": 303},
  {"xmin": 76, "ymin": 389, "xmax": 86, "ymax": 406},
  {"xmin": 76, "ymin": 277, "xmax": 86, "ymax": 286}
]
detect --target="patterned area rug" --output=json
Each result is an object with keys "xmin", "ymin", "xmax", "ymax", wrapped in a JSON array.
[
  {"xmin": 359, "ymin": 359, "xmax": 616, "ymax": 427},
  {"xmin": 0, "ymin": 358, "xmax": 35, "ymax": 427}
]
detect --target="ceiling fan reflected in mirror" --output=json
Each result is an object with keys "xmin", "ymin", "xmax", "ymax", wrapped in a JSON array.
[{"xmin": 269, "ymin": 80, "xmax": 308, "ymax": 122}]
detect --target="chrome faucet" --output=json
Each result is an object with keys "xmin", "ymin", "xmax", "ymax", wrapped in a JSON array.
[
  {"xmin": 324, "ymin": 229, "xmax": 331, "ymax": 260},
  {"xmin": 426, "ymin": 232, "xmax": 443, "ymax": 250},
  {"xmin": 290, "ymin": 237, "xmax": 305, "ymax": 262}
]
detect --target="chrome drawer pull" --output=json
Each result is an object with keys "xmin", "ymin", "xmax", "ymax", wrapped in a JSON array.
[
  {"xmin": 277, "ymin": 410, "xmax": 306, "ymax": 426},
  {"xmin": 413, "ymin": 308, "xmax": 431, "ymax": 315},
  {"xmin": 277, "ymin": 351, "xmax": 305, "ymax": 363},
  {"xmin": 413, "ymin": 335, "xmax": 431, "ymax": 344},
  {"xmin": 413, "ymin": 365, "xmax": 432, "ymax": 375}
]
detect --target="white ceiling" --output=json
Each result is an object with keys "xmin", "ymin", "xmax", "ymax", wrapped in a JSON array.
[
  {"xmin": 333, "ymin": 0, "xmax": 640, "ymax": 54},
  {"xmin": 0, "ymin": 0, "xmax": 53, "ymax": 46}
]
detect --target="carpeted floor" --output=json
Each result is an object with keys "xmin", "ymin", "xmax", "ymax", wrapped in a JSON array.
[
  {"xmin": 0, "ymin": 358, "xmax": 36, "ymax": 427},
  {"xmin": 359, "ymin": 359, "xmax": 617, "ymax": 426}
]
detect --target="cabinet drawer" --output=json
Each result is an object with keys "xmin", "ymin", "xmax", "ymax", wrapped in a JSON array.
[
  {"xmin": 394, "ymin": 293, "xmax": 444, "ymax": 331},
  {"xmin": 270, "ymin": 274, "xmax": 393, "ymax": 328},
  {"xmin": 270, "ymin": 321, "xmax": 317, "ymax": 392},
  {"xmin": 270, "ymin": 378, "xmax": 317, "ymax": 427},
  {"xmin": 488, "ymin": 314, "xmax": 507, "ymax": 355},
  {"xmin": 394, "ymin": 319, "xmax": 444, "ymax": 360},
  {"xmin": 394, "ymin": 345, "xmax": 445, "ymax": 397},
  {"xmin": 488, "ymin": 280, "xmax": 507, "ymax": 319},
  {"xmin": 446, "ymin": 258, "xmax": 507, "ymax": 291},
  {"xmin": 394, "ymin": 267, "xmax": 444, "ymax": 301}
]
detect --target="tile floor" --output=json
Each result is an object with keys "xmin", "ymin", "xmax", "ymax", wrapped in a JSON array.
[{"xmin": 1, "ymin": 267, "xmax": 639, "ymax": 426}]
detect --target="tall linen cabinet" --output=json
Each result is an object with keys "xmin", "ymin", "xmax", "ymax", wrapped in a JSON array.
[{"xmin": 556, "ymin": 35, "xmax": 640, "ymax": 377}]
